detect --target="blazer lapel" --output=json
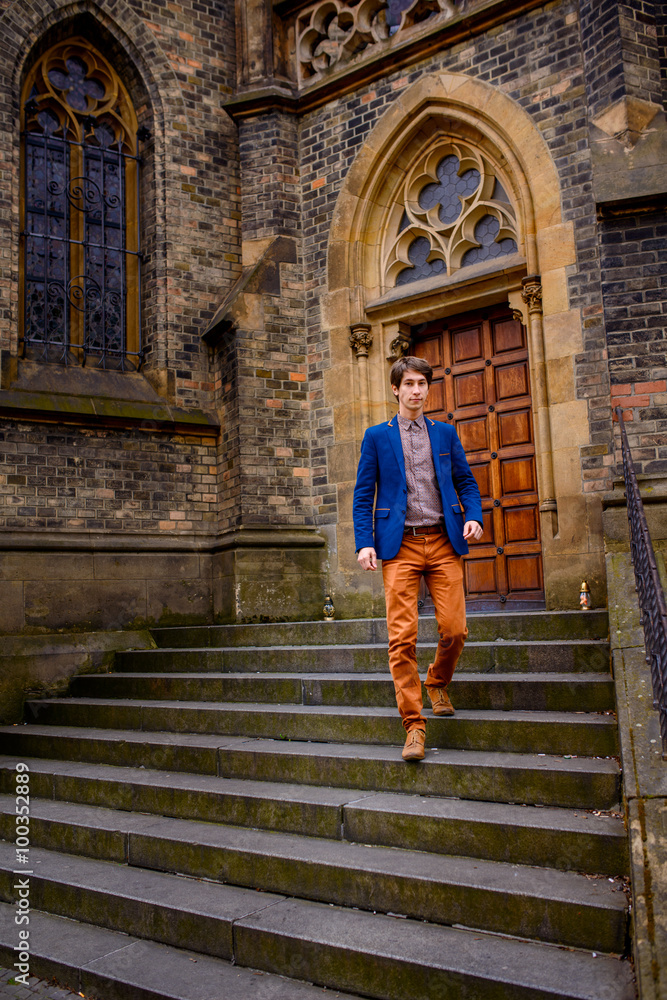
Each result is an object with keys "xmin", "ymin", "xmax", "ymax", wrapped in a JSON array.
[
  {"xmin": 385, "ymin": 417, "xmax": 407, "ymax": 483},
  {"xmin": 426, "ymin": 417, "xmax": 447, "ymax": 493}
]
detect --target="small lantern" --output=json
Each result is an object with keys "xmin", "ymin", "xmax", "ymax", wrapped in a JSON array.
[
  {"xmin": 323, "ymin": 594, "xmax": 335, "ymax": 621},
  {"xmin": 579, "ymin": 581, "xmax": 590, "ymax": 610}
]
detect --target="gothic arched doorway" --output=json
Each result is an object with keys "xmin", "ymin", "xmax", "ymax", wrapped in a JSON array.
[{"xmin": 413, "ymin": 304, "xmax": 545, "ymax": 610}]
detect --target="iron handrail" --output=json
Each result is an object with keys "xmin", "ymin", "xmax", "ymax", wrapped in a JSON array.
[{"xmin": 614, "ymin": 405, "xmax": 667, "ymax": 758}]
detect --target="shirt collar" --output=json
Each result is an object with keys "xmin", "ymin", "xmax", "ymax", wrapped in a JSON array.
[{"xmin": 397, "ymin": 412, "xmax": 426, "ymax": 431}]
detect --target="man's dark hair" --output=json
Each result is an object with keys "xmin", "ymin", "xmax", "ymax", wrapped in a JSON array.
[{"xmin": 389, "ymin": 355, "xmax": 433, "ymax": 390}]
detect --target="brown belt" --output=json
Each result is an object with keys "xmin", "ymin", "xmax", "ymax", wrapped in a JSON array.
[{"xmin": 404, "ymin": 524, "xmax": 444, "ymax": 536}]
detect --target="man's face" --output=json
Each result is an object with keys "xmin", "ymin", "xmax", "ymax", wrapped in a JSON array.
[{"xmin": 392, "ymin": 369, "xmax": 430, "ymax": 414}]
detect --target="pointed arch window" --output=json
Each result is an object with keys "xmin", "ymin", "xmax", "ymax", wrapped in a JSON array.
[
  {"xmin": 20, "ymin": 39, "xmax": 146, "ymax": 370},
  {"xmin": 383, "ymin": 139, "xmax": 519, "ymax": 289}
]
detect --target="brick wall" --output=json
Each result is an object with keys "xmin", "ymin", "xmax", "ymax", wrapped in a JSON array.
[
  {"xmin": 0, "ymin": 0, "xmax": 240, "ymax": 535},
  {"xmin": 658, "ymin": 4, "xmax": 667, "ymax": 109},
  {"xmin": 226, "ymin": 109, "xmax": 317, "ymax": 528},
  {"xmin": 602, "ymin": 208, "xmax": 667, "ymax": 476},
  {"xmin": 0, "ymin": 0, "xmax": 241, "ymax": 407},
  {"xmin": 239, "ymin": 112, "xmax": 300, "ymax": 240},
  {"xmin": 580, "ymin": 0, "xmax": 662, "ymax": 118},
  {"xmin": 0, "ymin": 421, "xmax": 218, "ymax": 532}
]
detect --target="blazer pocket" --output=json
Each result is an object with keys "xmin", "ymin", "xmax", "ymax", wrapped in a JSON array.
[
  {"xmin": 374, "ymin": 508, "xmax": 390, "ymax": 518},
  {"xmin": 451, "ymin": 504, "xmax": 462, "ymax": 514}
]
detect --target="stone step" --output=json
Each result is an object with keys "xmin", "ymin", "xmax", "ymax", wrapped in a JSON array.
[
  {"xmin": 0, "ymin": 799, "xmax": 628, "ymax": 951},
  {"xmin": 116, "ymin": 639, "xmax": 611, "ymax": 674},
  {"xmin": 69, "ymin": 671, "xmax": 615, "ymax": 712},
  {"xmin": 0, "ymin": 900, "xmax": 362, "ymax": 1000},
  {"xmin": 150, "ymin": 609, "xmax": 609, "ymax": 648},
  {"xmin": 0, "ymin": 894, "xmax": 634, "ymax": 1000},
  {"xmin": 22, "ymin": 698, "xmax": 619, "ymax": 756},
  {"xmin": 0, "ymin": 756, "xmax": 628, "ymax": 874},
  {"xmin": 0, "ymin": 727, "xmax": 622, "ymax": 809}
]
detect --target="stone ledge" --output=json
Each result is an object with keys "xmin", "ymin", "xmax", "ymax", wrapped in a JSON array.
[
  {"xmin": 364, "ymin": 255, "xmax": 526, "ymax": 320},
  {"xmin": 0, "ymin": 388, "xmax": 219, "ymax": 437},
  {"xmin": 0, "ymin": 527, "xmax": 328, "ymax": 634},
  {"xmin": 0, "ymin": 526, "xmax": 326, "ymax": 554},
  {"xmin": 0, "ymin": 629, "xmax": 156, "ymax": 725},
  {"xmin": 204, "ymin": 236, "xmax": 298, "ymax": 347},
  {"xmin": 606, "ymin": 548, "xmax": 667, "ymax": 1000}
]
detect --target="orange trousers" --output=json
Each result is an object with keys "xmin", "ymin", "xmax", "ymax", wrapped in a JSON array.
[{"xmin": 382, "ymin": 531, "xmax": 467, "ymax": 732}]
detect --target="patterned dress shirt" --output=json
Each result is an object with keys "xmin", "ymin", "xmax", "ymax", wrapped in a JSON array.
[{"xmin": 396, "ymin": 412, "xmax": 445, "ymax": 527}]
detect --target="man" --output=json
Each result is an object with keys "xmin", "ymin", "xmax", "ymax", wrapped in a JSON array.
[{"xmin": 353, "ymin": 356, "xmax": 483, "ymax": 761}]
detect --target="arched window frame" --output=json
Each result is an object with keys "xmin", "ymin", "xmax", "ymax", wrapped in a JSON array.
[
  {"xmin": 382, "ymin": 136, "xmax": 520, "ymax": 291},
  {"xmin": 19, "ymin": 38, "xmax": 145, "ymax": 370}
]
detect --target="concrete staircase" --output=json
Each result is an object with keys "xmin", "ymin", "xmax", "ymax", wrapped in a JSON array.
[{"xmin": 0, "ymin": 610, "xmax": 636, "ymax": 1000}]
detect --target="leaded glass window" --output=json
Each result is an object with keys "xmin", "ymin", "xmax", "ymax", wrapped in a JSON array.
[
  {"xmin": 383, "ymin": 139, "xmax": 519, "ymax": 289},
  {"xmin": 20, "ymin": 40, "xmax": 144, "ymax": 369}
]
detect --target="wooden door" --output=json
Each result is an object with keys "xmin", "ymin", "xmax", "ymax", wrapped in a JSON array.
[{"xmin": 413, "ymin": 306, "xmax": 544, "ymax": 609}]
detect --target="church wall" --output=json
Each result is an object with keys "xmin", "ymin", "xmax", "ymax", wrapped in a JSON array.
[
  {"xmin": 602, "ymin": 207, "xmax": 667, "ymax": 474},
  {"xmin": 293, "ymin": 0, "xmax": 609, "ymax": 613},
  {"xmin": 0, "ymin": 0, "xmax": 665, "ymax": 632},
  {"xmin": 0, "ymin": 0, "xmax": 245, "ymax": 632}
]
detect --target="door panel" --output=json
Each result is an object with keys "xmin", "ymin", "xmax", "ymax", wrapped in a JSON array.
[
  {"xmin": 495, "ymin": 361, "xmax": 529, "ymax": 399},
  {"xmin": 458, "ymin": 416, "xmax": 489, "ymax": 453},
  {"xmin": 452, "ymin": 327, "xmax": 483, "ymax": 362},
  {"xmin": 465, "ymin": 557, "xmax": 498, "ymax": 596},
  {"xmin": 493, "ymin": 318, "xmax": 524, "ymax": 354},
  {"xmin": 501, "ymin": 457, "xmax": 536, "ymax": 495},
  {"xmin": 455, "ymin": 371, "xmax": 486, "ymax": 407},
  {"xmin": 507, "ymin": 553, "xmax": 543, "ymax": 593},
  {"xmin": 498, "ymin": 409, "xmax": 532, "ymax": 448},
  {"xmin": 504, "ymin": 505, "xmax": 539, "ymax": 543},
  {"xmin": 471, "ymin": 463, "xmax": 492, "ymax": 500},
  {"xmin": 413, "ymin": 306, "xmax": 544, "ymax": 609}
]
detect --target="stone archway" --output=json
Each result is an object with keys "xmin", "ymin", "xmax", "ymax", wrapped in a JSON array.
[{"xmin": 323, "ymin": 71, "xmax": 590, "ymax": 613}]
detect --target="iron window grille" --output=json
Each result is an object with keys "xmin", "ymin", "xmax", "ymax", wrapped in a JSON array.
[{"xmin": 20, "ymin": 42, "xmax": 145, "ymax": 371}]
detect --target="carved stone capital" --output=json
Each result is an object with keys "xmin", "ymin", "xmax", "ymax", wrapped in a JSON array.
[
  {"xmin": 350, "ymin": 324, "xmax": 373, "ymax": 358},
  {"xmin": 521, "ymin": 275, "xmax": 543, "ymax": 314}
]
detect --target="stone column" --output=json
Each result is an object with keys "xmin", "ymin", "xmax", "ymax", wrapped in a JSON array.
[
  {"xmin": 521, "ymin": 276, "xmax": 557, "ymax": 525},
  {"xmin": 350, "ymin": 323, "xmax": 373, "ymax": 429},
  {"xmin": 235, "ymin": 0, "xmax": 274, "ymax": 88}
]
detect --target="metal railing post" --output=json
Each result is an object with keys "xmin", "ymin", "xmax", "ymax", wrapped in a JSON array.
[{"xmin": 614, "ymin": 405, "xmax": 667, "ymax": 758}]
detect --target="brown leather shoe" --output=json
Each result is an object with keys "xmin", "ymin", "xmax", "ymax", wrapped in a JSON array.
[
  {"xmin": 402, "ymin": 728, "xmax": 425, "ymax": 761},
  {"xmin": 428, "ymin": 687, "xmax": 455, "ymax": 716}
]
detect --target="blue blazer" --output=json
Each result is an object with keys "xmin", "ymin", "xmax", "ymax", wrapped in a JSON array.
[{"xmin": 353, "ymin": 415, "xmax": 483, "ymax": 561}]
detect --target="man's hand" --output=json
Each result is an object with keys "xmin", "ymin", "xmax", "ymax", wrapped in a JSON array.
[
  {"xmin": 463, "ymin": 520, "xmax": 483, "ymax": 542},
  {"xmin": 357, "ymin": 547, "xmax": 377, "ymax": 571}
]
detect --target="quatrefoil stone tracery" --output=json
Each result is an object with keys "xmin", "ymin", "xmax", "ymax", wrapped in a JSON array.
[
  {"xmin": 48, "ymin": 57, "xmax": 106, "ymax": 112},
  {"xmin": 383, "ymin": 141, "xmax": 519, "ymax": 288},
  {"xmin": 297, "ymin": 0, "xmax": 459, "ymax": 84}
]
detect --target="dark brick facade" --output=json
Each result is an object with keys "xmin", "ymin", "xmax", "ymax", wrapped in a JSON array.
[
  {"xmin": 0, "ymin": 0, "xmax": 666, "ymax": 624},
  {"xmin": 0, "ymin": 0, "xmax": 239, "ymax": 537},
  {"xmin": 0, "ymin": 421, "xmax": 218, "ymax": 532}
]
